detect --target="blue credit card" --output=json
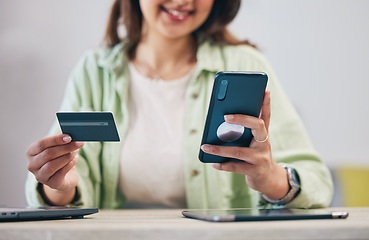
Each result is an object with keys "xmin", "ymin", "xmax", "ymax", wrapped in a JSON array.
[{"xmin": 56, "ymin": 112, "xmax": 120, "ymax": 142}]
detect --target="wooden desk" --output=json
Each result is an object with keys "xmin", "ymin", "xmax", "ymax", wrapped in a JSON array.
[{"xmin": 0, "ymin": 208, "xmax": 368, "ymax": 240}]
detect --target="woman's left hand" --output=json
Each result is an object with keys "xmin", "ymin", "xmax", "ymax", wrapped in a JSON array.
[{"xmin": 200, "ymin": 91, "xmax": 289, "ymax": 200}]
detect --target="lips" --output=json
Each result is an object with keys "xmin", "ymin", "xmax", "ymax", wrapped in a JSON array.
[{"xmin": 160, "ymin": 5, "xmax": 194, "ymax": 21}]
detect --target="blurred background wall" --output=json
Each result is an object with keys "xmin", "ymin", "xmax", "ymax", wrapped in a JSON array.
[{"xmin": 1, "ymin": 0, "xmax": 368, "ymax": 207}]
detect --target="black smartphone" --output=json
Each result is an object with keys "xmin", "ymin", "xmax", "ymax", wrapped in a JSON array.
[{"xmin": 199, "ymin": 71, "xmax": 268, "ymax": 163}]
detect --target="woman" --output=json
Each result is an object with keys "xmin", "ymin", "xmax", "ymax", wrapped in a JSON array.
[{"xmin": 26, "ymin": 0, "xmax": 333, "ymax": 209}]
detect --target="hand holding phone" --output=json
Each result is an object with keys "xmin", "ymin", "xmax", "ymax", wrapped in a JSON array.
[
  {"xmin": 199, "ymin": 72, "xmax": 289, "ymax": 199},
  {"xmin": 199, "ymin": 71, "xmax": 268, "ymax": 163}
]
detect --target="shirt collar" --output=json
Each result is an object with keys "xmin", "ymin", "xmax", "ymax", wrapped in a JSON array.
[
  {"xmin": 97, "ymin": 42, "xmax": 127, "ymax": 74},
  {"xmin": 196, "ymin": 40, "xmax": 224, "ymax": 73},
  {"xmin": 97, "ymin": 40, "xmax": 224, "ymax": 75}
]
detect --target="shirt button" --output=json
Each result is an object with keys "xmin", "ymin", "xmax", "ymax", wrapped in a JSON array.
[
  {"xmin": 191, "ymin": 170, "xmax": 199, "ymax": 177},
  {"xmin": 192, "ymin": 93, "xmax": 199, "ymax": 99},
  {"xmin": 190, "ymin": 129, "xmax": 197, "ymax": 135}
]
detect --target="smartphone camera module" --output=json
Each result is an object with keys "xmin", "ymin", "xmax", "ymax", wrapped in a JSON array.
[{"xmin": 217, "ymin": 79, "xmax": 228, "ymax": 101}]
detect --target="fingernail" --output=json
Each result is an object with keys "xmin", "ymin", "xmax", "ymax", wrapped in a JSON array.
[
  {"xmin": 201, "ymin": 144, "xmax": 212, "ymax": 152},
  {"xmin": 63, "ymin": 135, "xmax": 71, "ymax": 142},
  {"xmin": 224, "ymin": 115, "xmax": 234, "ymax": 121}
]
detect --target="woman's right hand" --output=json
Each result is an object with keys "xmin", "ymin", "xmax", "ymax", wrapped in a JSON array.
[{"xmin": 26, "ymin": 134, "xmax": 84, "ymax": 205}]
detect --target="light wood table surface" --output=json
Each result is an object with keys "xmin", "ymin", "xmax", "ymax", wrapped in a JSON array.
[{"xmin": 0, "ymin": 208, "xmax": 368, "ymax": 240}]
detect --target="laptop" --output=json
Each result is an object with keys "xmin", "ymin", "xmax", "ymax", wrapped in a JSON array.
[
  {"xmin": 182, "ymin": 208, "xmax": 349, "ymax": 222},
  {"xmin": 0, "ymin": 206, "xmax": 98, "ymax": 221}
]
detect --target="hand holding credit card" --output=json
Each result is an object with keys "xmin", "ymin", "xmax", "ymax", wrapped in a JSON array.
[{"xmin": 57, "ymin": 112, "xmax": 120, "ymax": 142}]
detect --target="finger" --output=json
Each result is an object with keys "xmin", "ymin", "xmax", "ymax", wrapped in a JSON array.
[
  {"xmin": 30, "ymin": 141, "xmax": 84, "ymax": 170},
  {"xmin": 224, "ymin": 114, "xmax": 268, "ymax": 144},
  {"xmin": 45, "ymin": 155, "xmax": 79, "ymax": 190},
  {"xmin": 201, "ymin": 144, "xmax": 257, "ymax": 163},
  {"xmin": 212, "ymin": 161, "xmax": 254, "ymax": 175},
  {"xmin": 260, "ymin": 90, "xmax": 271, "ymax": 130},
  {"xmin": 26, "ymin": 134, "xmax": 72, "ymax": 157},
  {"xmin": 35, "ymin": 150, "xmax": 79, "ymax": 183},
  {"xmin": 54, "ymin": 155, "xmax": 78, "ymax": 180}
]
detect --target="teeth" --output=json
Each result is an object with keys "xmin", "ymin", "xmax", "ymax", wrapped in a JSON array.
[{"xmin": 167, "ymin": 9, "xmax": 188, "ymax": 17}]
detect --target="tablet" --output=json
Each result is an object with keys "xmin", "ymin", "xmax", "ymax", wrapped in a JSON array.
[
  {"xmin": 182, "ymin": 208, "xmax": 349, "ymax": 222},
  {"xmin": 0, "ymin": 206, "xmax": 98, "ymax": 222}
]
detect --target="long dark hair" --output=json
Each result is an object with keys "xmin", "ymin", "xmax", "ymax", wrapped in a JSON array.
[{"xmin": 104, "ymin": 0, "xmax": 254, "ymax": 58}]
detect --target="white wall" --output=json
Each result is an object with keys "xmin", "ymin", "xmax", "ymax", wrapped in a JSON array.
[
  {"xmin": 231, "ymin": 0, "xmax": 369, "ymax": 168},
  {"xmin": 0, "ymin": 0, "xmax": 368, "ymax": 206},
  {"xmin": 0, "ymin": 0, "xmax": 112, "ymax": 206}
]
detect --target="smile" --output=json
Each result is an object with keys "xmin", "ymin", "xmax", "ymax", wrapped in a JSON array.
[{"xmin": 160, "ymin": 6, "xmax": 194, "ymax": 20}]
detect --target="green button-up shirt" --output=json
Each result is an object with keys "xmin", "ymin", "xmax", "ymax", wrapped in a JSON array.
[{"xmin": 26, "ymin": 40, "xmax": 333, "ymax": 209}]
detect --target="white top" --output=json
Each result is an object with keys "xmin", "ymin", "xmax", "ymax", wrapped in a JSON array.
[{"xmin": 119, "ymin": 63, "xmax": 194, "ymax": 208}]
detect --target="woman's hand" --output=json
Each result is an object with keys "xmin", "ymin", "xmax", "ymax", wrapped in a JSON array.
[
  {"xmin": 200, "ymin": 91, "xmax": 289, "ymax": 200},
  {"xmin": 26, "ymin": 134, "xmax": 84, "ymax": 205}
]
